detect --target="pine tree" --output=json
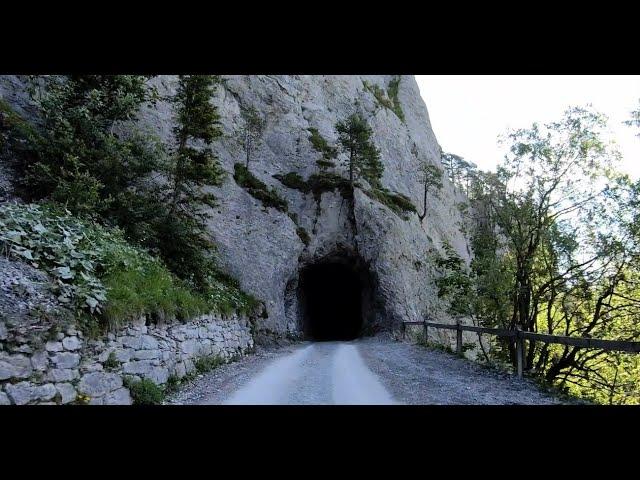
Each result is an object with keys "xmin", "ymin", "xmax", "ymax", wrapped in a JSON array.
[
  {"xmin": 335, "ymin": 113, "xmax": 383, "ymax": 188},
  {"xmin": 21, "ymin": 75, "xmax": 163, "ymax": 236},
  {"xmin": 417, "ymin": 162, "xmax": 443, "ymax": 222},
  {"xmin": 157, "ymin": 75, "xmax": 225, "ymax": 288}
]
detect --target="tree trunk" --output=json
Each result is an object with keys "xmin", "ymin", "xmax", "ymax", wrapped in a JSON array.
[
  {"xmin": 349, "ymin": 148, "xmax": 354, "ymax": 187},
  {"xmin": 245, "ymin": 132, "xmax": 251, "ymax": 168},
  {"xmin": 418, "ymin": 179, "xmax": 427, "ymax": 221}
]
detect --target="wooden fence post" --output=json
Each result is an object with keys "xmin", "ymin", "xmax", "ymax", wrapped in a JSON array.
[
  {"xmin": 515, "ymin": 328, "xmax": 523, "ymax": 379},
  {"xmin": 402, "ymin": 322, "xmax": 406, "ymax": 341},
  {"xmin": 423, "ymin": 321, "xmax": 428, "ymax": 343},
  {"xmin": 456, "ymin": 320, "xmax": 463, "ymax": 355}
]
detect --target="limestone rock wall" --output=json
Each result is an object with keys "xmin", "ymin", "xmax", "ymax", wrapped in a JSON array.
[
  {"xmin": 0, "ymin": 75, "xmax": 474, "ymax": 341},
  {"xmin": 0, "ymin": 312, "xmax": 253, "ymax": 405}
]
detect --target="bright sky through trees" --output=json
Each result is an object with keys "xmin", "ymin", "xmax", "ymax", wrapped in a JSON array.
[{"xmin": 416, "ymin": 75, "xmax": 640, "ymax": 179}]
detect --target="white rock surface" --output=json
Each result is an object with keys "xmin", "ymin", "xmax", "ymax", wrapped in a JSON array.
[{"xmin": 0, "ymin": 75, "xmax": 471, "ymax": 341}]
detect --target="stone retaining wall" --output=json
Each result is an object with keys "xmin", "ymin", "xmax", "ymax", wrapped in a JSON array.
[{"xmin": 0, "ymin": 313, "xmax": 254, "ymax": 405}]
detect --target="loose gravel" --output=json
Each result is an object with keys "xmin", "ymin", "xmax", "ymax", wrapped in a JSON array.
[{"xmin": 166, "ymin": 335, "xmax": 569, "ymax": 405}]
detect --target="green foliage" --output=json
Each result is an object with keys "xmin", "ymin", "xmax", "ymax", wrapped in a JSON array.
[
  {"xmin": 103, "ymin": 351, "xmax": 120, "ymax": 371},
  {"xmin": 363, "ymin": 76, "xmax": 405, "ymax": 122},
  {"xmin": 364, "ymin": 188, "xmax": 417, "ymax": 220},
  {"xmin": 307, "ymin": 172, "xmax": 354, "ymax": 201},
  {"xmin": 165, "ymin": 353, "xmax": 241, "ymax": 395},
  {"xmin": 441, "ymin": 151, "xmax": 477, "ymax": 194},
  {"xmin": 269, "ymin": 175, "xmax": 312, "ymax": 246},
  {"xmin": 448, "ymin": 105, "xmax": 640, "ymax": 403},
  {"xmin": 101, "ymin": 253, "xmax": 209, "ymax": 327},
  {"xmin": 0, "ymin": 202, "xmax": 111, "ymax": 317},
  {"xmin": 296, "ymin": 226, "xmax": 310, "ymax": 246},
  {"xmin": 308, "ymin": 127, "xmax": 337, "ymax": 160},
  {"xmin": 274, "ymin": 170, "xmax": 353, "ymax": 201},
  {"xmin": 194, "ymin": 354, "xmax": 225, "ymax": 374},
  {"xmin": 158, "ymin": 75, "xmax": 225, "ymax": 289},
  {"xmin": 386, "ymin": 76, "xmax": 405, "ymax": 122},
  {"xmin": 0, "ymin": 202, "xmax": 257, "ymax": 331},
  {"xmin": 273, "ymin": 172, "xmax": 310, "ymax": 193},
  {"xmin": 203, "ymin": 271, "xmax": 261, "ymax": 318},
  {"xmin": 1, "ymin": 76, "xmax": 262, "ymax": 332},
  {"xmin": 233, "ymin": 163, "xmax": 288, "ymax": 212},
  {"xmin": 363, "ymin": 81, "xmax": 394, "ymax": 110},
  {"xmin": 20, "ymin": 75, "xmax": 163, "ymax": 221},
  {"xmin": 125, "ymin": 377, "xmax": 165, "ymax": 405},
  {"xmin": 316, "ymin": 159, "xmax": 335, "ymax": 170},
  {"xmin": 335, "ymin": 113, "xmax": 384, "ymax": 187},
  {"xmin": 417, "ymin": 163, "xmax": 443, "ymax": 221},
  {"xmin": 0, "ymin": 98, "xmax": 41, "ymax": 160},
  {"xmin": 433, "ymin": 242, "xmax": 474, "ymax": 318}
]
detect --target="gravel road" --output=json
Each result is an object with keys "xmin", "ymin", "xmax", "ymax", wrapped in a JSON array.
[{"xmin": 166, "ymin": 336, "xmax": 566, "ymax": 405}]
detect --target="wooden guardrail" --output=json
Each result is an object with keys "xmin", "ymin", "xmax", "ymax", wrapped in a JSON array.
[{"xmin": 402, "ymin": 320, "xmax": 640, "ymax": 379}]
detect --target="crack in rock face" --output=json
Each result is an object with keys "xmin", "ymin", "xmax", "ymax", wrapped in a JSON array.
[{"xmin": 0, "ymin": 75, "xmax": 472, "ymax": 344}]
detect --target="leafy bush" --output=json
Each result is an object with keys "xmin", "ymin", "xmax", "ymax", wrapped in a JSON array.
[
  {"xmin": 273, "ymin": 172, "xmax": 310, "ymax": 193},
  {"xmin": 363, "ymin": 77, "xmax": 405, "ymax": 122},
  {"xmin": 103, "ymin": 352, "xmax": 120, "ymax": 371},
  {"xmin": 307, "ymin": 172, "xmax": 353, "ymax": 201},
  {"xmin": 308, "ymin": 127, "xmax": 337, "ymax": 160},
  {"xmin": 0, "ymin": 202, "xmax": 111, "ymax": 316},
  {"xmin": 386, "ymin": 76, "xmax": 405, "ymax": 122},
  {"xmin": 125, "ymin": 377, "xmax": 165, "ymax": 405},
  {"xmin": 0, "ymin": 202, "xmax": 259, "ymax": 331},
  {"xmin": 316, "ymin": 159, "xmax": 335, "ymax": 170},
  {"xmin": 194, "ymin": 354, "xmax": 225, "ymax": 374},
  {"xmin": 233, "ymin": 163, "xmax": 288, "ymax": 212},
  {"xmin": 204, "ymin": 271, "xmax": 260, "ymax": 317},
  {"xmin": 275, "ymin": 170, "xmax": 353, "ymax": 202},
  {"xmin": 364, "ymin": 188, "xmax": 417, "ymax": 219}
]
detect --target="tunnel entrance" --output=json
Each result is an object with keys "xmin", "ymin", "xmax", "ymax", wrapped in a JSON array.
[{"xmin": 298, "ymin": 258, "xmax": 373, "ymax": 341}]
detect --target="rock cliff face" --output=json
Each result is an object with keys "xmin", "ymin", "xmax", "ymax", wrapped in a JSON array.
[{"xmin": 0, "ymin": 75, "xmax": 471, "ymax": 342}]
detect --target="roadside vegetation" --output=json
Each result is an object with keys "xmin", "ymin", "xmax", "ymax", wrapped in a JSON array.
[
  {"xmin": 433, "ymin": 104, "xmax": 640, "ymax": 404},
  {"xmin": 0, "ymin": 75, "xmax": 260, "ymax": 334}
]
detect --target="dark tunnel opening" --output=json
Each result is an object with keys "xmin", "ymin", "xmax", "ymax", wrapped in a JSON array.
[{"xmin": 298, "ymin": 261, "xmax": 370, "ymax": 341}]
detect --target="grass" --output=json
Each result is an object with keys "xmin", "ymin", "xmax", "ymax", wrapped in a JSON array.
[
  {"xmin": 273, "ymin": 172, "xmax": 310, "ymax": 193},
  {"xmin": 364, "ymin": 188, "xmax": 417, "ymax": 220},
  {"xmin": 103, "ymin": 351, "xmax": 120, "ymax": 371},
  {"xmin": 165, "ymin": 353, "xmax": 239, "ymax": 396},
  {"xmin": 0, "ymin": 202, "xmax": 260, "ymax": 334},
  {"xmin": 124, "ymin": 377, "xmax": 165, "ymax": 405},
  {"xmin": 101, "ymin": 239, "xmax": 259, "ymax": 328},
  {"xmin": 126, "ymin": 354, "xmax": 232, "ymax": 402},
  {"xmin": 102, "ymin": 257, "xmax": 210, "ymax": 326},
  {"xmin": 234, "ymin": 163, "xmax": 288, "ymax": 213},
  {"xmin": 363, "ymin": 77, "xmax": 405, "ymax": 122},
  {"xmin": 194, "ymin": 354, "xmax": 226, "ymax": 373},
  {"xmin": 386, "ymin": 76, "xmax": 405, "ymax": 122},
  {"xmin": 308, "ymin": 127, "xmax": 337, "ymax": 160}
]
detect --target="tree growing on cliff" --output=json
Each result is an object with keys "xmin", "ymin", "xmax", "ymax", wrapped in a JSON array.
[
  {"xmin": 20, "ymin": 75, "xmax": 164, "ymax": 237},
  {"xmin": 335, "ymin": 113, "xmax": 383, "ymax": 188},
  {"xmin": 157, "ymin": 75, "xmax": 226, "ymax": 288},
  {"xmin": 417, "ymin": 161, "xmax": 443, "ymax": 222},
  {"xmin": 241, "ymin": 105, "xmax": 266, "ymax": 169}
]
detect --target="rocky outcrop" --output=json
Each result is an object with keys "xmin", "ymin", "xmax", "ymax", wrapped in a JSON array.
[{"xmin": 0, "ymin": 75, "xmax": 472, "ymax": 342}]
